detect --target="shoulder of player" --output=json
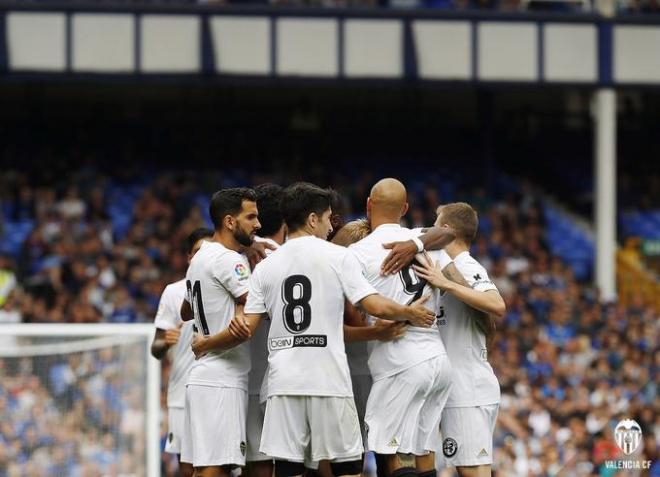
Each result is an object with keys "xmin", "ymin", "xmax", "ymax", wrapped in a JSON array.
[
  {"xmin": 454, "ymin": 252, "xmax": 484, "ymax": 270},
  {"xmin": 162, "ymin": 278, "xmax": 186, "ymax": 295},
  {"xmin": 206, "ymin": 244, "xmax": 246, "ymax": 265}
]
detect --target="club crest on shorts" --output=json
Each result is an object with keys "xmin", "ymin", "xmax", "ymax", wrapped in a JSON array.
[
  {"xmin": 443, "ymin": 438, "xmax": 458, "ymax": 458},
  {"xmin": 240, "ymin": 441, "xmax": 247, "ymax": 456},
  {"xmin": 614, "ymin": 419, "xmax": 643, "ymax": 455}
]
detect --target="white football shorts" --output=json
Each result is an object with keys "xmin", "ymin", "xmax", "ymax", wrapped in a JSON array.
[
  {"xmin": 247, "ymin": 394, "xmax": 272, "ymax": 462},
  {"xmin": 260, "ymin": 395, "xmax": 363, "ymax": 464},
  {"xmin": 181, "ymin": 385, "xmax": 248, "ymax": 468},
  {"xmin": 164, "ymin": 407, "xmax": 185, "ymax": 455},
  {"xmin": 439, "ymin": 404, "xmax": 499, "ymax": 467},
  {"xmin": 365, "ymin": 355, "xmax": 452, "ymax": 455}
]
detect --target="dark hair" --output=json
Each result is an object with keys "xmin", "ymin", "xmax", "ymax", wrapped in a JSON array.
[
  {"xmin": 440, "ymin": 202, "xmax": 479, "ymax": 243},
  {"xmin": 254, "ymin": 183, "xmax": 284, "ymax": 238},
  {"xmin": 186, "ymin": 227, "xmax": 214, "ymax": 254},
  {"xmin": 281, "ymin": 182, "xmax": 334, "ymax": 232},
  {"xmin": 209, "ymin": 188, "xmax": 257, "ymax": 230}
]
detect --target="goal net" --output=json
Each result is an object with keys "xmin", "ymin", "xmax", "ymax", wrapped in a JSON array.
[{"xmin": 0, "ymin": 324, "xmax": 160, "ymax": 477}]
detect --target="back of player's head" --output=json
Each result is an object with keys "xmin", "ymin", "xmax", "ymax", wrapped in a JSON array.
[
  {"xmin": 439, "ymin": 202, "xmax": 478, "ymax": 244},
  {"xmin": 254, "ymin": 183, "xmax": 284, "ymax": 238},
  {"xmin": 209, "ymin": 187, "xmax": 257, "ymax": 230},
  {"xmin": 281, "ymin": 182, "xmax": 334, "ymax": 232},
  {"xmin": 368, "ymin": 178, "xmax": 408, "ymax": 218},
  {"xmin": 186, "ymin": 227, "xmax": 214, "ymax": 254},
  {"xmin": 331, "ymin": 219, "xmax": 370, "ymax": 247}
]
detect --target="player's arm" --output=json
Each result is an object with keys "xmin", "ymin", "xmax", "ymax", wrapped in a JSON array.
[
  {"xmin": 413, "ymin": 257, "xmax": 505, "ymax": 318},
  {"xmin": 344, "ymin": 299, "xmax": 367, "ymax": 327},
  {"xmin": 358, "ymin": 294, "xmax": 435, "ymax": 327},
  {"xmin": 344, "ymin": 320, "xmax": 406, "ymax": 343},
  {"xmin": 381, "ymin": 226, "xmax": 456, "ymax": 275},
  {"xmin": 442, "ymin": 261, "xmax": 497, "ymax": 341},
  {"xmin": 151, "ymin": 325, "xmax": 183, "ymax": 360},
  {"xmin": 243, "ymin": 241, "xmax": 277, "ymax": 269},
  {"xmin": 152, "ymin": 288, "xmax": 184, "ymax": 359},
  {"xmin": 180, "ymin": 300, "xmax": 193, "ymax": 321},
  {"xmin": 191, "ymin": 300, "xmax": 263, "ymax": 358}
]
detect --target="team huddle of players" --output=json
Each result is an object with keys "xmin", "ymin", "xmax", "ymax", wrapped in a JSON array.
[{"xmin": 151, "ymin": 179, "xmax": 506, "ymax": 477}]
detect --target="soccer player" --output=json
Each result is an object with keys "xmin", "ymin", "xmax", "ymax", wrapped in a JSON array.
[
  {"xmin": 192, "ymin": 182, "xmax": 436, "ymax": 477},
  {"xmin": 412, "ymin": 202, "xmax": 506, "ymax": 477},
  {"xmin": 180, "ymin": 188, "xmax": 261, "ymax": 477},
  {"xmin": 151, "ymin": 227, "xmax": 214, "ymax": 477},
  {"xmin": 332, "ymin": 219, "xmax": 407, "ymax": 474},
  {"xmin": 349, "ymin": 178, "xmax": 453, "ymax": 477},
  {"xmin": 246, "ymin": 183, "xmax": 287, "ymax": 477}
]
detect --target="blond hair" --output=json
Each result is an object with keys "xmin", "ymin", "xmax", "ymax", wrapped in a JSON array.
[{"xmin": 331, "ymin": 219, "xmax": 371, "ymax": 247}]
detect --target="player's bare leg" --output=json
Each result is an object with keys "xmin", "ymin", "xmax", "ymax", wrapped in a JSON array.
[
  {"xmin": 384, "ymin": 453, "xmax": 417, "ymax": 477},
  {"xmin": 455, "ymin": 465, "xmax": 491, "ymax": 477},
  {"xmin": 415, "ymin": 453, "xmax": 436, "ymax": 477},
  {"xmin": 317, "ymin": 460, "xmax": 333, "ymax": 477},
  {"xmin": 178, "ymin": 461, "xmax": 193, "ymax": 477},
  {"xmin": 194, "ymin": 465, "xmax": 232, "ymax": 477},
  {"xmin": 245, "ymin": 461, "xmax": 273, "ymax": 477}
]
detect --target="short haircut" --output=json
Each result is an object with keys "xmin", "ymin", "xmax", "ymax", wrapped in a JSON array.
[
  {"xmin": 186, "ymin": 227, "xmax": 214, "ymax": 254},
  {"xmin": 254, "ymin": 183, "xmax": 284, "ymax": 238},
  {"xmin": 209, "ymin": 188, "xmax": 257, "ymax": 230},
  {"xmin": 331, "ymin": 219, "xmax": 370, "ymax": 247},
  {"xmin": 440, "ymin": 202, "xmax": 478, "ymax": 243},
  {"xmin": 281, "ymin": 182, "xmax": 334, "ymax": 232}
]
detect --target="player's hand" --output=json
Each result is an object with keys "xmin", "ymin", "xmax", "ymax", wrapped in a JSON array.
[
  {"xmin": 381, "ymin": 240, "xmax": 418, "ymax": 275},
  {"xmin": 412, "ymin": 252, "xmax": 452, "ymax": 290},
  {"xmin": 191, "ymin": 333, "xmax": 209, "ymax": 360},
  {"xmin": 228, "ymin": 316, "xmax": 252, "ymax": 340},
  {"xmin": 244, "ymin": 241, "xmax": 277, "ymax": 269},
  {"xmin": 164, "ymin": 323, "xmax": 182, "ymax": 346},
  {"xmin": 406, "ymin": 294, "xmax": 436, "ymax": 328},
  {"xmin": 372, "ymin": 319, "xmax": 406, "ymax": 341}
]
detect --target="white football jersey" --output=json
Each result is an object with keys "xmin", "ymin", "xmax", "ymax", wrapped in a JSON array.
[
  {"xmin": 438, "ymin": 251, "xmax": 501, "ymax": 407},
  {"xmin": 153, "ymin": 279, "xmax": 194, "ymax": 409},
  {"xmin": 349, "ymin": 224, "xmax": 446, "ymax": 382},
  {"xmin": 245, "ymin": 235, "xmax": 377, "ymax": 398},
  {"xmin": 185, "ymin": 241, "xmax": 251, "ymax": 390},
  {"xmin": 248, "ymin": 237, "xmax": 279, "ymax": 397}
]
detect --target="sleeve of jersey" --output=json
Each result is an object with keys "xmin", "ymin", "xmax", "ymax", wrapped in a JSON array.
[
  {"xmin": 244, "ymin": 270, "xmax": 267, "ymax": 315},
  {"xmin": 433, "ymin": 249, "xmax": 453, "ymax": 270},
  {"xmin": 455, "ymin": 256, "xmax": 498, "ymax": 293},
  {"xmin": 153, "ymin": 287, "xmax": 178, "ymax": 330},
  {"xmin": 339, "ymin": 251, "xmax": 378, "ymax": 306},
  {"xmin": 213, "ymin": 252, "xmax": 250, "ymax": 299}
]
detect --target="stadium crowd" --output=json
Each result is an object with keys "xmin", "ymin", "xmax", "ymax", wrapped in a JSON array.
[
  {"xmin": 0, "ymin": 169, "xmax": 657, "ymax": 476},
  {"xmin": 0, "ymin": 342, "xmax": 147, "ymax": 477}
]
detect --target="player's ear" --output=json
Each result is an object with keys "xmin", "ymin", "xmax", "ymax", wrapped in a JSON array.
[
  {"xmin": 401, "ymin": 202, "xmax": 409, "ymax": 216},
  {"xmin": 308, "ymin": 212, "xmax": 318, "ymax": 229},
  {"xmin": 366, "ymin": 197, "xmax": 372, "ymax": 219},
  {"xmin": 223, "ymin": 214, "xmax": 235, "ymax": 231}
]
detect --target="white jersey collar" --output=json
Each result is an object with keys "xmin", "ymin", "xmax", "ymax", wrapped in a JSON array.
[{"xmin": 372, "ymin": 223, "xmax": 402, "ymax": 232}]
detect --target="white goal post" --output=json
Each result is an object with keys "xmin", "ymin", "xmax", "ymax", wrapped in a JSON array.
[{"xmin": 0, "ymin": 324, "xmax": 160, "ymax": 477}]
